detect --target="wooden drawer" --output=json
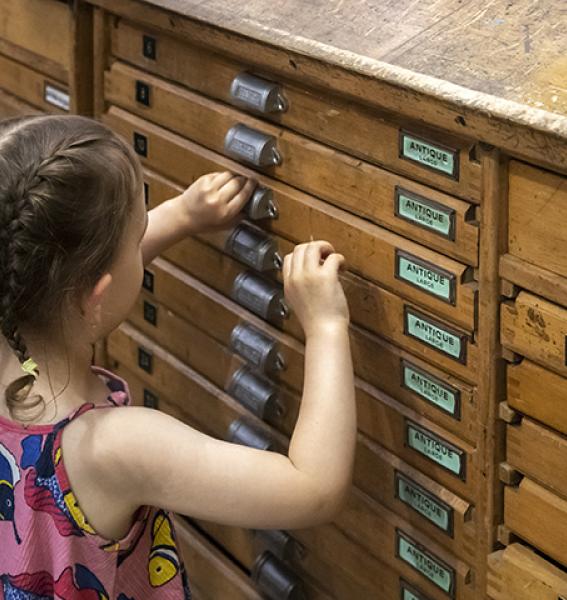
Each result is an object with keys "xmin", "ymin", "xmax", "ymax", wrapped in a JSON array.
[
  {"xmin": 507, "ymin": 359, "xmax": 567, "ymax": 436},
  {"xmin": 488, "ymin": 543, "xmax": 567, "ymax": 600},
  {"xmin": 504, "ymin": 477, "xmax": 567, "ymax": 569},
  {"xmin": 0, "ymin": 0, "xmax": 72, "ymax": 75},
  {"xmin": 108, "ymin": 326, "xmax": 473, "ymax": 599},
  {"xmin": 105, "ymin": 108, "xmax": 478, "ymax": 331},
  {"xmin": 159, "ymin": 235, "xmax": 477, "ymax": 382},
  {"xmin": 191, "ymin": 520, "xmax": 374, "ymax": 599},
  {"xmin": 110, "ymin": 21, "xmax": 482, "ymax": 203},
  {"xmin": 356, "ymin": 437, "xmax": 475, "ymax": 564},
  {"xmin": 501, "ymin": 291, "xmax": 567, "ymax": 378},
  {"xmin": 106, "ymin": 63, "xmax": 479, "ymax": 266},
  {"xmin": 508, "ymin": 161, "xmax": 567, "ymax": 280},
  {"xmin": 173, "ymin": 517, "xmax": 262, "ymax": 600},
  {"xmin": 110, "ymin": 321, "xmax": 479, "ymax": 503},
  {"xmin": 140, "ymin": 257, "xmax": 478, "ymax": 441},
  {"xmin": 0, "ymin": 87, "xmax": 41, "ymax": 119},
  {"xmin": 0, "ymin": 54, "xmax": 70, "ymax": 114},
  {"xmin": 507, "ymin": 416, "xmax": 567, "ymax": 501}
]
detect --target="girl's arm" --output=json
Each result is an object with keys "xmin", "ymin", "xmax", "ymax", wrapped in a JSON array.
[
  {"xmin": 141, "ymin": 172, "xmax": 255, "ymax": 266},
  {"xmin": 93, "ymin": 242, "xmax": 356, "ymax": 529}
]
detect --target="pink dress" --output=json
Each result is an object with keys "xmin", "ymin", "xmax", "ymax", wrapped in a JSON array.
[{"xmin": 0, "ymin": 366, "xmax": 191, "ymax": 599}]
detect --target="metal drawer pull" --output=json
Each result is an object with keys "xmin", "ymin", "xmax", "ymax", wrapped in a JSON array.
[
  {"xmin": 244, "ymin": 186, "xmax": 279, "ymax": 220},
  {"xmin": 232, "ymin": 271, "xmax": 289, "ymax": 322},
  {"xmin": 226, "ymin": 223, "xmax": 283, "ymax": 271},
  {"xmin": 227, "ymin": 418, "xmax": 275, "ymax": 451},
  {"xmin": 230, "ymin": 323, "xmax": 286, "ymax": 373},
  {"xmin": 253, "ymin": 530, "xmax": 304, "ymax": 563},
  {"xmin": 252, "ymin": 551, "xmax": 306, "ymax": 600},
  {"xmin": 224, "ymin": 124, "xmax": 282, "ymax": 168},
  {"xmin": 227, "ymin": 366, "xmax": 284, "ymax": 421},
  {"xmin": 230, "ymin": 72, "xmax": 288, "ymax": 114}
]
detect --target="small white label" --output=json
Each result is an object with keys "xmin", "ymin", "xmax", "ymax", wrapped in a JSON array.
[{"xmin": 44, "ymin": 84, "xmax": 70, "ymax": 111}]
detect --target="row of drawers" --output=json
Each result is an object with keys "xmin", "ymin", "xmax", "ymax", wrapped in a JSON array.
[{"xmin": 110, "ymin": 322, "xmax": 474, "ymax": 600}]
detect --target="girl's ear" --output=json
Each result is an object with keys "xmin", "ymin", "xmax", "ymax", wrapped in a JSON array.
[{"xmin": 82, "ymin": 273, "xmax": 113, "ymax": 327}]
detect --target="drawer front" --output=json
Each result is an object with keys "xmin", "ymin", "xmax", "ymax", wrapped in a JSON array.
[
  {"xmin": 509, "ymin": 161, "xmax": 567, "ymax": 280},
  {"xmin": 507, "ymin": 359, "xmax": 567, "ymax": 436},
  {"xmin": 0, "ymin": 0, "xmax": 71, "ymax": 72},
  {"xmin": 507, "ymin": 417, "xmax": 567, "ymax": 500},
  {"xmin": 161, "ymin": 235, "xmax": 477, "ymax": 381},
  {"xmin": 107, "ymin": 62, "xmax": 479, "ymax": 266},
  {"xmin": 143, "ymin": 257, "xmax": 478, "ymax": 442},
  {"xmin": 355, "ymin": 436, "xmax": 475, "ymax": 563},
  {"xmin": 504, "ymin": 478, "xmax": 567, "ymax": 569},
  {"xmin": 173, "ymin": 517, "xmax": 262, "ymax": 600},
  {"xmin": 0, "ymin": 54, "xmax": 70, "ymax": 114},
  {"xmin": 107, "ymin": 108, "xmax": 477, "ymax": 330},
  {"xmin": 0, "ymin": 88, "xmax": 42, "ymax": 119},
  {"xmin": 487, "ymin": 543, "xmax": 567, "ymax": 600},
  {"xmin": 192, "ymin": 520, "xmax": 378, "ymax": 600},
  {"xmin": 501, "ymin": 291, "xmax": 567, "ymax": 377},
  {"xmin": 110, "ymin": 21, "xmax": 481, "ymax": 203}
]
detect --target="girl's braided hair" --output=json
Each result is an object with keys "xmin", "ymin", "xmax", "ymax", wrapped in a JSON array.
[{"xmin": 0, "ymin": 115, "xmax": 142, "ymax": 419}]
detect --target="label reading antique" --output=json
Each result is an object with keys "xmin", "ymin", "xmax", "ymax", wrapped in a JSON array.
[
  {"xmin": 395, "ymin": 188, "xmax": 455, "ymax": 240},
  {"xmin": 397, "ymin": 531, "xmax": 455, "ymax": 595},
  {"xmin": 44, "ymin": 84, "xmax": 70, "ymax": 111},
  {"xmin": 406, "ymin": 421, "xmax": 466, "ymax": 479},
  {"xmin": 404, "ymin": 307, "xmax": 467, "ymax": 363},
  {"xmin": 401, "ymin": 360, "xmax": 460, "ymax": 418},
  {"xmin": 400, "ymin": 580, "xmax": 432, "ymax": 600},
  {"xmin": 396, "ymin": 472, "xmax": 454, "ymax": 535},
  {"xmin": 400, "ymin": 131, "xmax": 458, "ymax": 179},
  {"xmin": 396, "ymin": 251, "xmax": 456, "ymax": 304}
]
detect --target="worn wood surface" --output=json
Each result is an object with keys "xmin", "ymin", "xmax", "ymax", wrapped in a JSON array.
[
  {"xmin": 504, "ymin": 477, "xmax": 567, "ymax": 569},
  {"xmin": 507, "ymin": 417, "xmax": 567, "ymax": 501},
  {"xmin": 507, "ymin": 359, "xmax": 567, "ymax": 436},
  {"xmin": 501, "ymin": 291, "xmax": 567, "ymax": 378},
  {"xmin": 0, "ymin": 88, "xmax": 41, "ymax": 119},
  {"xmin": 487, "ymin": 543, "xmax": 567, "ymax": 600}
]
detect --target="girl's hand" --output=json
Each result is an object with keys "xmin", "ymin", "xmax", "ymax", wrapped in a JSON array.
[
  {"xmin": 283, "ymin": 241, "xmax": 349, "ymax": 337},
  {"xmin": 178, "ymin": 172, "xmax": 256, "ymax": 234}
]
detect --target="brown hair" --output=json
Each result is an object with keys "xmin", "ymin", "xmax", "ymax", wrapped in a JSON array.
[{"xmin": 0, "ymin": 115, "xmax": 142, "ymax": 419}]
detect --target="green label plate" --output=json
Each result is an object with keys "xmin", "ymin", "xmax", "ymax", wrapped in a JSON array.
[
  {"xmin": 396, "ymin": 472, "xmax": 454, "ymax": 535},
  {"xmin": 396, "ymin": 251, "xmax": 456, "ymax": 304},
  {"xmin": 400, "ymin": 131, "xmax": 459, "ymax": 179},
  {"xmin": 395, "ymin": 187, "xmax": 455, "ymax": 240},
  {"xmin": 397, "ymin": 530, "xmax": 455, "ymax": 596},
  {"xmin": 401, "ymin": 360, "xmax": 461, "ymax": 419},
  {"xmin": 400, "ymin": 579, "xmax": 432, "ymax": 600},
  {"xmin": 404, "ymin": 306, "xmax": 468, "ymax": 363},
  {"xmin": 406, "ymin": 420, "xmax": 466, "ymax": 479}
]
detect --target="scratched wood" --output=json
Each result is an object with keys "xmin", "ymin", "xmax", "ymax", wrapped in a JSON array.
[{"xmin": 487, "ymin": 544, "xmax": 567, "ymax": 600}]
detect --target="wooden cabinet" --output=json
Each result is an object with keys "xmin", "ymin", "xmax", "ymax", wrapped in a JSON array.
[{"xmin": 9, "ymin": 0, "xmax": 558, "ymax": 597}]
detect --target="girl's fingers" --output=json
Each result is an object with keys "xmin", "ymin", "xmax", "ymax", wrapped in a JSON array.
[
  {"xmin": 304, "ymin": 241, "xmax": 335, "ymax": 269},
  {"xmin": 283, "ymin": 252, "xmax": 293, "ymax": 282},
  {"xmin": 292, "ymin": 243, "xmax": 308, "ymax": 276},
  {"xmin": 219, "ymin": 175, "xmax": 247, "ymax": 200},
  {"xmin": 210, "ymin": 171, "xmax": 236, "ymax": 189},
  {"xmin": 321, "ymin": 253, "xmax": 345, "ymax": 274},
  {"xmin": 225, "ymin": 179, "xmax": 256, "ymax": 216}
]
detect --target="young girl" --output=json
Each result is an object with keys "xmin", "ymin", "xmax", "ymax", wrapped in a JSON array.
[{"xmin": 0, "ymin": 115, "xmax": 355, "ymax": 598}]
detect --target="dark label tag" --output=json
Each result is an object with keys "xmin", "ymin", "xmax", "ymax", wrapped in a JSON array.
[
  {"xmin": 138, "ymin": 347, "xmax": 153, "ymax": 374},
  {"xmin": 142, "ymin": 35, "xmax": 156, "ymax": 60}
]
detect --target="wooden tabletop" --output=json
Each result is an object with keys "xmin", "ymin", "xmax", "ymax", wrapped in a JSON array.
[{"xmin": 114, "ymin": 0, "xmax": 567, "ymax": 150}]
